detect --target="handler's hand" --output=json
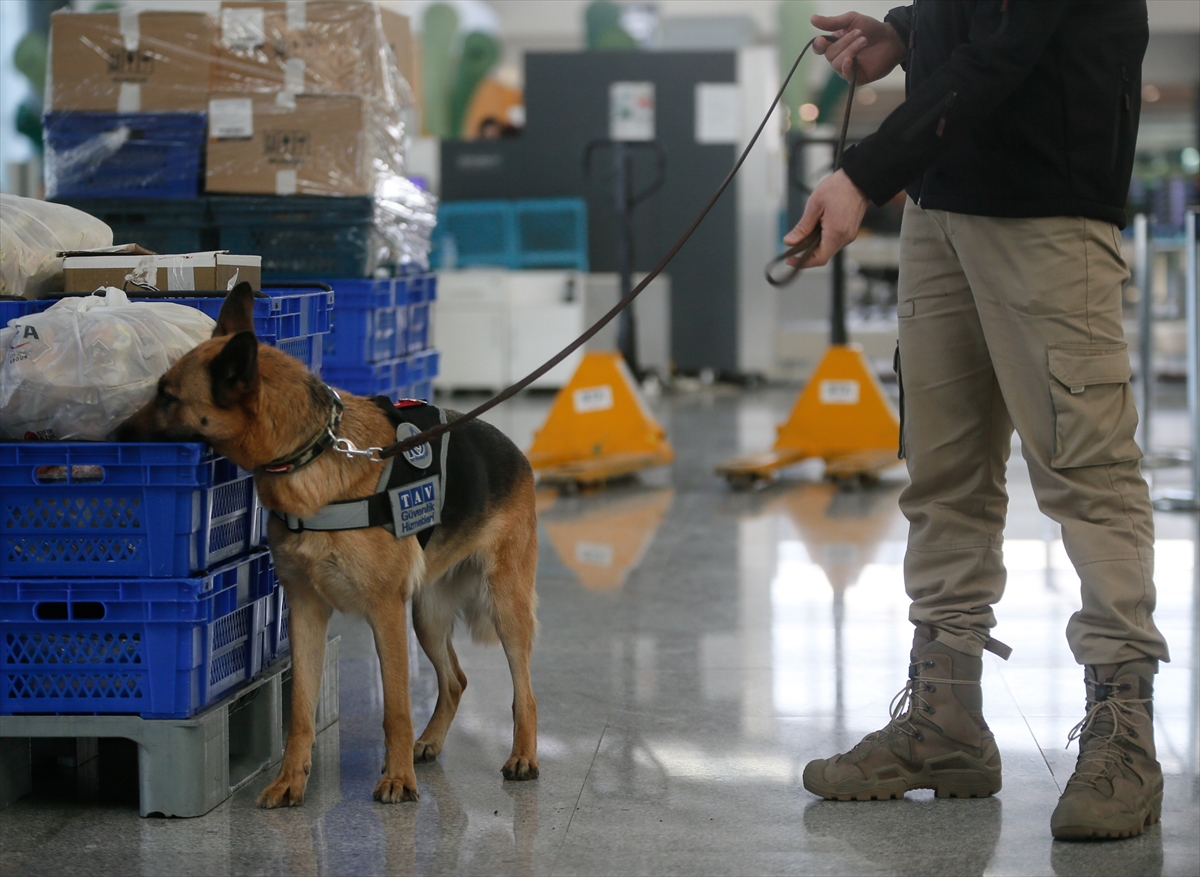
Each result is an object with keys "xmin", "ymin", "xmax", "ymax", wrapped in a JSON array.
[
  {"xmin": 783, "ymin": 170, "xmax": 869, "ymax": 269},
  {"xmin": 812, "ymin": 12, "xmax": 906, "ymax": 84}
]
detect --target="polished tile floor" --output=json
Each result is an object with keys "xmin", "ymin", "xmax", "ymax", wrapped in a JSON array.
[{"xmin": 2, "ymin": 385, "xmax": 1197, "ymax": 877}]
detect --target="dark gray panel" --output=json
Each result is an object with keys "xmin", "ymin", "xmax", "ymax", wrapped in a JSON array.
[{"xmin": 440, "ymin": 52, "xmax": 741, "ymax": 373}]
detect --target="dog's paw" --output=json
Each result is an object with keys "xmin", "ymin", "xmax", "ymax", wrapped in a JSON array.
[
  {"xmin": 374, "ymin": 775, "xmax": 420, "ymax": 803},
  {"xmin": 258, "ymin": 766, "xmax": 310, "ymax": 808},
  {"xmin": 501, "ymin": 755, "xmax": 540, "ymax": 781},
  {"xmin": 413, "ymin": 739, "xmax": 443, "ymax": 762}
]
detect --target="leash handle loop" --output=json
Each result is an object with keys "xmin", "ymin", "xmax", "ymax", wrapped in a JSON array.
[{"xmin": 768, "ymin": 57, "xmax": 859, "ymax": 288}]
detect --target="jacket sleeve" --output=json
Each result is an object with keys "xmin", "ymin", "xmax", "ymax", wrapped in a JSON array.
[
  {"xmin": 840, "ymin": 0, "xmax": 1072, "ymax": 206},
  {"xmin": 883, "ymin": 5, "xmax": 913, "ymax": 58}
]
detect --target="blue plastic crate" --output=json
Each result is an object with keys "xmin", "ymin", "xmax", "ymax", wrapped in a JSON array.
[
  {"xmin": 275, "ymin": 333, "xmax": 323, "ymax": 374},
  {"xmin": 270, "ymin": 586, "xmax": 289, "ymax": 664},
  {"xmin": 131, "ymin": 287, "xmax": 333, "ymax": 345},
  {"xmin": 0, "ymin": 551, "xmax": 275, "ymax": 718},
  {"xmin": 51, "ymin": 198, "xmax": 212, "ymax": 254},
  {"xmin": 44, "ymin": 113, "xmax": 206, "ymax": 200},
  {"xmin": 405, "ymin": 349, "xmax": 440, "ymax": 384},
  {"xmin": 405, "ymin": 277, "xmax": 436, "ymax": 353},
  {"xmin": 0, "ymin": 443, "xmax": 261, "ymax": 579},
  {"xmin": 211, "ymin": 196, "xmax": 374, "ymax": 280},
  {"xmin": 433, "ymin": 201, "xmax": 517, "ymax": 269},
  {"xmin": 323, "ymin": 357, "xmax": 407, "ymax": 398},
  {"xmin": 514, "ymin": 198, "xmax": 589, "ymax": 271},
  {"xmin": 2, "ymin": 289, "xmax": 332, "ymax": 375},
  {"xmin": 321, "ymin": 279, "xmax": 399, "ymax": 367}
]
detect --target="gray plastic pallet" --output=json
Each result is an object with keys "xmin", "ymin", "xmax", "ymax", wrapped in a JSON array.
[{"xmin": 0, "ymin": 637, "xmax": 339, "ymax": 818}]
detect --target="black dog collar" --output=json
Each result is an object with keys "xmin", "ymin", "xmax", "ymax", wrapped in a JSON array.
[{"xmin": 260, "ymin": 387, "xmax": 345, "ymax": 474}]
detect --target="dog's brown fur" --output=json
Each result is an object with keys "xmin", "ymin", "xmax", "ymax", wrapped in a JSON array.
[{"xmin": 118, "ymin": 284, "xmax": 539, "ymax": 806}]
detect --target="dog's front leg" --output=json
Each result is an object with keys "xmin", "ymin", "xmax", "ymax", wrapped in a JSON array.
[
  {"xmin": 370, "ymin": 595, "xmax": 420, "ymax": 803},
  {"xmin": 259, "ymin": 583, "xmax": 332, "ymax": 808}
]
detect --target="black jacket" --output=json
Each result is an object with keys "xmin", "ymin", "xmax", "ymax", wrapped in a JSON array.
[{"xmin": 839, "ymin": 0, "xmax": 1147, "ymax": 228}]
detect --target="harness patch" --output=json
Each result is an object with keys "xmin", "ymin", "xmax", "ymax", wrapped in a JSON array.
[
  {"xmin": 389, "ymin": 475, "xmax": 441, "ymax": 537},
  {"xmin": 395, "ymin": 421, "xmax": 434, "ymax": 469}
]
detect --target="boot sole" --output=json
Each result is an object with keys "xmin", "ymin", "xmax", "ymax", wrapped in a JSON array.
[
  {"xmin": 1051, "ymin": 792, "xmax": 1163, "ymax": 841},
  {"xmin": 804, "ymin": 752, "xmax": 1002, "ymax": 802}
]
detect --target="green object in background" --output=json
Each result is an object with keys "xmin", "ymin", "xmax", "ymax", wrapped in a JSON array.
[
  {"xmin": 14, "ymin": 32, "xmax": 47, "ymax": 101},
  {"xmin": 422, "ymin": 2, "xmax": 458, "ymax": 138},
  {"xmin": 816, "ymin": 71, "xmax": 849, "ymax": 125},
  {"xmin": 13, "ymin": 31, "xmax": 48, "ymax": 153},
  {"xmin": 447, "ymin": 31, "xmax": 499, "ymax": 139},
  {"xmin": 585, "ymin": 1, "xmax": 636, "ymax": 51},
  {"xmin": 778, "ymin": 0, "xmax": 817, "ymax": 123}
]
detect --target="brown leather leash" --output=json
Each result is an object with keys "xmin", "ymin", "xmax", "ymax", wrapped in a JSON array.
[
  {"xmin": 379, "ymin": 38, "xmax": 855, "ymax": 460},
  {"xmin": 764, "ymin": 58, "xmax": 859, "ymax": 287}
]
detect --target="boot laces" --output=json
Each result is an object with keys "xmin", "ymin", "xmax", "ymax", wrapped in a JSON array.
[
  {"xmin": 1064, "ymin": 680, "xmax": 1150, "ymax": 789},
  {"xmin": 857, "ymin": 659, "xmax": 976, "ymax": 748}
]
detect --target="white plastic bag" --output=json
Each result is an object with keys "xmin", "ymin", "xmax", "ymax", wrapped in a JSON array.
[
  {"xmin": 0, "ymin": 288, "xmax": 215, "ymax": 440},
  {"xmin": 0, "ymin": 194, "xmax": 113, "ymax": 299}
]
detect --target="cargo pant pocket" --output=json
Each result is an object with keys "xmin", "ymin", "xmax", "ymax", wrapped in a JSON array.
[
  {"xmin": 893, "ymin": 341, "xmax": 906, "ymax": 460},
  {"xmin": 1048, "ymin": 343, "xmax": 1141, "ymax": 469}
]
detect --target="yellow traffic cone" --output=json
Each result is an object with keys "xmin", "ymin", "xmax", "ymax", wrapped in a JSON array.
[
  {"xmin": 528, "ymin": 351, "xmax": 674, "ymax": 489},
  {"xmin": 717, "ymin": 343, "xmax": 901, "ymax": 488}
]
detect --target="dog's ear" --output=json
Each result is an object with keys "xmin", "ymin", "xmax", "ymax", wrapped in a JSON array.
[
  {"xmin": 209, "ymin": 331, "xmax": 260, "ymax": 407},
  {"xmin": 213, "ymin": 282, "xmax": 257, "ymax": 338}
]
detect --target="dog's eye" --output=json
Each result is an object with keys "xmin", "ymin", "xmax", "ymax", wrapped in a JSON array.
[{"xmin": 157, "ymin": 391, "xmax": 180, "ymax": 410}]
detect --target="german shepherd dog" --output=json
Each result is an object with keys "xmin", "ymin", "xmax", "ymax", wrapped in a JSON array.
[{"xmin": 118, "ymin": 284, "xmax": 539, "ymax": 806}]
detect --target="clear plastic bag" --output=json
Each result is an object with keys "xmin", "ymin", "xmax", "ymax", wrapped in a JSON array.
[
  {"xmin": 0, "ymin": 194, "xmax": 113, "ymax": 299},
  {"xmin": 0, "ymin": 288, "xmax": 215, "ymax": 440}
]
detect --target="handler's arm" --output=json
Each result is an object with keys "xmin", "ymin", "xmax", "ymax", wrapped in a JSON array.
[
  {"xmin": 789, "ymin": 0, "xmax": 1069, "ymax": 268},
  {"xmin": 840, "ymin": 0, "xmax": 1070, "ymax": 206}
]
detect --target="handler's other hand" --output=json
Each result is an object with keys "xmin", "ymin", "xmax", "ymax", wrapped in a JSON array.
[
  {"xmin": 812, "ymin": 11, "xmax": 906, "ymax": 84},
  {"xmin": 783, "ymin": 170, "xmax": 869, "ymax": 269}
]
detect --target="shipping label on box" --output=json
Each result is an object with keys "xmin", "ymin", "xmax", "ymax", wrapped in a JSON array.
[
  {"xmin": 205, "ymin": 93, "xmax": 370, "ymax": 196},
  {"xmin": 48, "ymin": 11, "xmax": 214, "ymax": 112},
  {"xmin": 211, "ymin": 1, "xmax": 384, "ymax": 97},
  {"xmin": 63, "ymin": 252, "xmax": 262, "ymax": 294}
]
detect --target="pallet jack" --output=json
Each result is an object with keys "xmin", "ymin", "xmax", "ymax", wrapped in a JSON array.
[
  {"xmin": 717, "ymin": 137, "xmax": 901, "ymax": 490},
  {"xmin": 528, "ymin": 140, "xmax": 674, "ymax": 492}
]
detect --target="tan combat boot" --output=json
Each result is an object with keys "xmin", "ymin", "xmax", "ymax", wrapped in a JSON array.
[
  {"xmin": 803, "ymin": 624, "xmax": 1004, "ymax": 800},
  {"xmin": 1050, "ymin": 661, "xmax": 1163, "ymax": 840}
]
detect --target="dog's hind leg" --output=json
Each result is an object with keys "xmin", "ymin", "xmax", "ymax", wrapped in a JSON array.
[
  {"xmin": 412, "ymin": 591, "xmax": 467, "ymax": 762},
  {"xmin": 487, "ymin": 521, "xmax": 540, "ymax": 781},
  {"xmin": 369, "ymin": 590, "xmax": 421, "ymax": 803},
  {"xmin": 259, "ymin": 580, "xmax": 332, "ymax": 808}
]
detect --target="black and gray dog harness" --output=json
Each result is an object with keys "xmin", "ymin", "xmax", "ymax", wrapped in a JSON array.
[{"xmin": 273, "ymin": 398, "xmax": 450, "ymax": 548}]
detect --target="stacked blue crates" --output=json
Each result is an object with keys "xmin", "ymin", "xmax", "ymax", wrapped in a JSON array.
[
  {"xmin": 0, "ymin": 289, "xmax": 332, "ymax": 718},
  {"xmin": 321, "ymin": 274, "xmax": 440, "ymax": 402}
]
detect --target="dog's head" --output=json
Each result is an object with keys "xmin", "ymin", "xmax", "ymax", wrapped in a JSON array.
[{"xmin": 116, "ymin": 282, "xmax": 286, "ymax": 468}]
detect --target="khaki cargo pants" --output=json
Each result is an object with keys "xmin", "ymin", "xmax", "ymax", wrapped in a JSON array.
[{"xmin": 896, "ymin": 198, "xmax": 1169, "ymax": 665}]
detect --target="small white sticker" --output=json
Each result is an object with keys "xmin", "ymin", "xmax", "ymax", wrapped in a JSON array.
[
  {"xmin": 275, "ymin": 169, "xmax": 298, "ymax": 195},
  {"xmin": 117, "ymin": 82, "xmax": 141, "ymax": 113},
  {"xmin": 609, "ymin": 82, "xmax": 655, "ymax": 142},
  {"xmin": 819, "ymin": 379, "xmax": 860, "ymax": 405},
  {"xmin": 576, "ymin": 542, "xmax": 614, "ymax": 567},
  {"xmin": 695, "ymin": 83, "xmax": 740, "ymax": 144},
  {"xmin": 286, "ymin": 0, "xmax": 307, "ymax": 30},
  {"xmin": 573, "ymin": 385, "xmax": 614, "ymax": 414},
  {"xmin": 222, "ymin": 7, "xmax": 266, "ymax": 51},
  {"xmin": 284, "ymin": 57, "xmax": 306, "ymax": 94},
  {"xmin": 209, "ymin": 98, "xmax": 254, "ymax": 138}
]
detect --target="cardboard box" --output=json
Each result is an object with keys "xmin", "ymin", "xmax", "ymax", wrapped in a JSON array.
[
  {"xmin": 63, "ymin": 251, "xmax": 262, "ymax": 294},
  {"xmin": 211, "ymin": 1, "xmax": 383, "ymax": 96},
  {"xmin": 48, "ymin": 11, "xmax": 213, "ymax": 112},
  {"xmin": 379, "ymin": 8, "xmax": 419, "ymax": 106},
  {"xmin": 205, "ymin": 93, "xmax": 370, "ymax": 196}
]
